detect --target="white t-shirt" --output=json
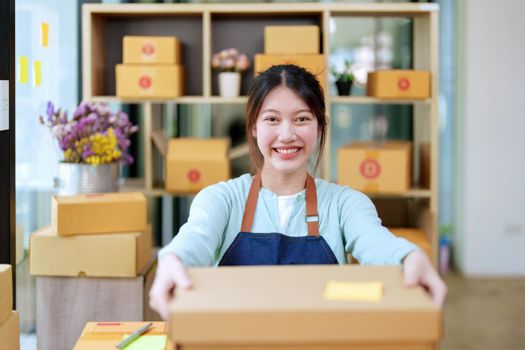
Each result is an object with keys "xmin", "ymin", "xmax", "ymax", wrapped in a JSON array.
[{"xmin": 277, "ymin": 190, "xmax": 305, "ymax": 233}]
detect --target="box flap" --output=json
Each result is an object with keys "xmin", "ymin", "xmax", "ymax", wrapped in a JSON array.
[
  {"xmin": 151, "ymin": 129, "xmax": 169, "ymax": 157},
  {"xmin": 169, "ymin": 265, "xmax": 442, "ymax": 344},
  {"xmin": 167, "ymin": 138, "xmax": 229, "ymax": 161}
]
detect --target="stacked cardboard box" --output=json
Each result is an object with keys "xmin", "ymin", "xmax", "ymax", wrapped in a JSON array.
[
  {"xmin": 30, "ymin": 192, "xmax": 151, "ymax": 277},
  {"xmin": 337, "ymin": 141, "xmax": 412, "ymax": 194},
  {"xmin": 116, "ymin": 36, "xmax": 185, "ymax": 98},
  {"xmin": 254, "ymin": 25, "xmax": 327, "ymax": 91},
  {"xmin": 0, "ymin": 265, "xmax": 20, "ymax": 350},
  {"xmin": 29, "ymin": 192, "xmax": 157, "ymax": 350},
  {"xmin": 73, "ymin": 322, "xmax": 169, "ymax": 350}
]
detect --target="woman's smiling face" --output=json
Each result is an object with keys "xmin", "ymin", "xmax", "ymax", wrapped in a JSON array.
[{"xmin": 253, "ymin": 85, "xmax": 319, "ymax": 176}]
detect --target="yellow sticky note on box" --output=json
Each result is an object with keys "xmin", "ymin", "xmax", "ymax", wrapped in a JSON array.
[
  {"xmin": 324, "ymin": 281, "xmax": 383, "ymax": 302},
  {"xmin": 122, "ymin": 334, "xmax": 167, "ymax": 350}
]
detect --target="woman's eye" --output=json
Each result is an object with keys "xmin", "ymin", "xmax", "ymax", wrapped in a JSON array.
[
  {"xmin": 297, "ymin": 116, "xmax": 311, "ymax": 122},
  {"xmin": 264, "ymin": 116, "xmax": 278, "ymax": 122}
]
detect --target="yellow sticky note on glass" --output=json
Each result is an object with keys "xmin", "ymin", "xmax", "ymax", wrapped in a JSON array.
[
  {"xmin": 324, "ymin": 281, "xmax": 383, "ymax": 302},
  {"xmin": 121, "ymin": 334, "xmax": 167, "ymax": 350},
  {"xmin": 33, "ymin": 61, "xmax": 42, "ymax": 86},
  {"xmin": 19, "ymin": 56, "xmax": 29, "ymax": 83},
  {"xmin": 41, "ymin": 22, "xmax": 49, "ymax": 48}
]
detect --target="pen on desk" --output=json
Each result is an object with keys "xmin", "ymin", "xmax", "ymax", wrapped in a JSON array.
[{"xmin": 115, "ymin": 322, "xmax": 153, "ymax": 349}]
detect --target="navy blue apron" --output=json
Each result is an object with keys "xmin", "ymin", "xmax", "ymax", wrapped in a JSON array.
[{"xmin": 218, "ymin": 173, "xmax": 338, "ymax": 266}]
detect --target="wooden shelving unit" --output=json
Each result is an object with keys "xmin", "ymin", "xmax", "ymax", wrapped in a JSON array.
[{"xmin": 82, "ymin": 2, "xmax": 440, "ymax": 264}]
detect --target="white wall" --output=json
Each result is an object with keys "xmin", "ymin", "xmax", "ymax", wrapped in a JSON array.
[{"xmin": 455, "ymin": 0, "xmax": 525, "ymax": 276}]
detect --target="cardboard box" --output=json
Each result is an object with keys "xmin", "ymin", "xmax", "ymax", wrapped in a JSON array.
[
  {"xmin": 166, "ymin": 138, "xmax": 230, "ymax": 193},
  {"xmin": 254, "ymin": 54, "xmax": 327, "ymax": 91},
  {"xmin": 72, "ymin": 322, "xmax": 168, "ymax": 350},
  {"xmin": 264, "ymin": 25, "xmax": 320, "ymax": 54},
  {"xmin": 116, "ymin": 64, "xmax": 184, "ymax": 99},
  {"xmin": 389, "ymin": 228, "xmax": 433, "ymax": 259},
  {"xmin": 337, "ymin": 141, "xmax": 412, "ymax": 193},
  {"xmin": 0, "ymin": 311, "xmax": 20, "ymax": 350},
  {"xmin": 30, "ymin": 225, "xmax": 151, "ymax": 277},
  {"xmin": 51, "ymin": 192, "xmax": 147, "ymax": 236},
  {"xmin": 367, "ymin": 70, "xmax": 430, "ymax": 99},
  {"xmin": 123, "ymin": 36, "xmax": 181, "ymax": 64},
  {"xmin": 36, "ymin": 255, "xmax": 161, "ymax": 350},
  {"xmin": 169, "ymin": 265, "xmax": 442, "ymax": 349},
  {"xmin": 0, "ymin": 265, "xmax": 12, "ymax": 325}
]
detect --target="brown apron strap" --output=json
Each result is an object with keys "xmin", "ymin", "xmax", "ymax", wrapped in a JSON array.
[
  {"xmin": 305, "ymin": 174, "xmax": 319, "ymax": 236},
  {"xmin": 240, "ymin": 173, "xmax": 262, "ymax": 232},
  {"xmin": 240, "ymin": 173, "xmax": 320, "ymax": 237}
]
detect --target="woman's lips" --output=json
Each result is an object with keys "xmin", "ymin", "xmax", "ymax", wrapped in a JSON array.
[{"xmin": 273, "ymin": 147, "xmax": 301, "ymax": 159}]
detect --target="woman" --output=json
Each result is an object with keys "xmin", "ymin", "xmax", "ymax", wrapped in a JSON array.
[{"xmin": 150, "ymin": 65, "xmax": 446, "ymax": 320}]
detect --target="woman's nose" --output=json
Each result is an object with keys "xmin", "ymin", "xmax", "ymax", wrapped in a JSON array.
[{"xmin": 278, "ymin": 122, "xmax": 296, "ymax": 142}]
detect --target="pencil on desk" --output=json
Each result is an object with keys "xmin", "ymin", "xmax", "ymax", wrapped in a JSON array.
[{"xmin": 115, "ymin": 322, "xmax": 153, "ymax": 349}]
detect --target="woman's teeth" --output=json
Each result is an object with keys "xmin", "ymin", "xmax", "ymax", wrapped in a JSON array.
[{"xmin": 276, "ymin": 148, "xmax": 298, "ymax": 154}]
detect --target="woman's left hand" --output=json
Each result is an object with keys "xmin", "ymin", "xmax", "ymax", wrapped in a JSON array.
[{"xmin": 402, "ymin": 250, "xmax": 447, "ymax": 306}]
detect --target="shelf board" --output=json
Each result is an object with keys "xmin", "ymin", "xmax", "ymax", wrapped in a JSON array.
[
  {"xmin": 119, "ymin": 178, "xmax": 197, "ymax": 197},
  {"xmin": 89, "ymin": 95, "xmax": 432, "ymax": 106},
  {"xmin": 329, "ymin": 96, "xmax": 432, "ymax": 105},
  {"xmin": 89, "ymin": 96, "xmax": 248, "ymax": 105},
  {"xmin": 120, "ymin": 178, "xmax": 431, "ymax": 199},
  {"xmin": 364, "ymin": 187, "xmax": 432, "ymax": 199}
]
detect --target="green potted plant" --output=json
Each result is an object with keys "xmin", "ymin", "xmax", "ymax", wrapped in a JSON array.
[{"xmin": 331, "ymin": 60, "xmax": 355, "ymax": 96}]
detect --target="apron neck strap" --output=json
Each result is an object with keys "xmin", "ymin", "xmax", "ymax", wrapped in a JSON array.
[{"xmin": 240, "ymin": 173, "xmax": 320, "ymax": 237}]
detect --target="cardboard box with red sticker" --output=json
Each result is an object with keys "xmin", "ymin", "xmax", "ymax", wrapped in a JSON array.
[{"xmin": 337, "ymin": 141, "xmax": 412, "ymax": 194}]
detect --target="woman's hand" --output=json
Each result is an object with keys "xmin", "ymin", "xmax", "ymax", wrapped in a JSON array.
[
  {"xmin": 403, "ymin": 250, "xmax": 447, "ymax": 306},
  {"xmin": 149, "ymin": 253, "xmax": 193, "ymax": 320}
]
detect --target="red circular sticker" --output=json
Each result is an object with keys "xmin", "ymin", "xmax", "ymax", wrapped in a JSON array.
[
  {"xmin": 138, "ymin": 76, "xmax": 152, "ymax": 89},
  {"xmin": 360, "ymin": 159, "xmax": 381, "ymax": 179},
  {"xmin": 397, "ymin": 77, "xmax": 411, "ymax": 91},
  {"xmin": 187, "ymin": 169, "xmax": 201, "ymax": 183},
  {"xmin": 142, "ymin": 43, "xmax": 155, "ymax": 55}
]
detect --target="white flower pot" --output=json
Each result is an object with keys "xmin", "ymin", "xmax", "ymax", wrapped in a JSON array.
[{"xmin": 218, "ymin": 72, "xmax": 241, "ymax": 97}]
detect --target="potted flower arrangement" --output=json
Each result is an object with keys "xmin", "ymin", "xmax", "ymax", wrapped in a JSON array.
[
  {"xmin": 211, "ymin": 48, "xmax": 250, "ymax": 97},
  {"xmin": 331, "ymin": 60, "xmax": 355, "ymax": 96},
  {"xmin": 40, "ymin": 101, "xmax": 139, "ymax": 194}
]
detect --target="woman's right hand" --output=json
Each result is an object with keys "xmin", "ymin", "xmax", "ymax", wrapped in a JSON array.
[{"xmin": 149, "ymin": 253, "xmax": 193, "ymax": 320}]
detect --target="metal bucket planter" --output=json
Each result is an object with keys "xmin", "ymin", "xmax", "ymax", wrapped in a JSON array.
[{"xmin": 54, "ymin": 162, "xmax": 119, "ymax": 195}]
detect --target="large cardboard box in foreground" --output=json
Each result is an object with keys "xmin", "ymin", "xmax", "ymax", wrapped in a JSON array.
[
  {"xmin": 0, "ymin": 311, "xmax": 20, "ymax": 350},
  {"xmin": 264, "ymin": 25, "xmax": 320, "ymax": 54},
  {"xmin": 51, "ymin": 192, "xmax": 147, "ymax": 236},
  {"xmin": 254, "ymin": 53, "xmax": 327, "ymax": 91},
  {"xmin": 367, "ymin": 70, "xmax": 430, "ymax": 99},
  {"xmin": 338, "ymin": 141, "xmax": 412, "ymax": 193},
  {"xmin": 123, "ymin": 36, "xmax": 181, "ymax": 64},
  {"xmin": 0, "ymin": 265, "xmax": 12, "ymax": 325},
  {"xmin": 30, "ymin": 225, "xmax": 151, "ymax": 277},
  {"xmin": 166, "ymin": 138, "xmax": 230, "ymax": 193},
  {"xmin": 116, "ymin": 64, "xmax": 184, "ymax": 99},
  {"xmin": 73, "ymin": 322, "xmax": 168, "ymax": 350},
  {"xmin": 169, "ymin": 265, "xmax": 442, "ymax": 349}
]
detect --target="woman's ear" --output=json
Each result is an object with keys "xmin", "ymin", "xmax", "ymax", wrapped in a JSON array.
[{"xmin": 252, "ymin": 125, "xmax": 257, "ymax": 138}]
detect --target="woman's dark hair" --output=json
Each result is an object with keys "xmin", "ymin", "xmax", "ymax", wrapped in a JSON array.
[{"xmin": 245, "ymin": 64, "xmax": 327, "ymax": 171}]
